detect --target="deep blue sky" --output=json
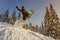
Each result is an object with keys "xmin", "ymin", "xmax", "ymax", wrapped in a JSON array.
[{"xmin": 0, "ymin": 0, "xmax": 60, "ymax": 26}]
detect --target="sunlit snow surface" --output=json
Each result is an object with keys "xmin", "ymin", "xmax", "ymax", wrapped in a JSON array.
[{"xmin": 0, "ymin": 20, "xmax": 55, "ymax": 40}]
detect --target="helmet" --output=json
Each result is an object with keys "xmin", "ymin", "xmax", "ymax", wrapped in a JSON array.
[{"xmin": 22, "ymin": 6, "xmax": 24, "ymax": 9}]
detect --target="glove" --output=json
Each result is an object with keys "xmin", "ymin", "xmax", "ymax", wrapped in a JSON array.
[{"xmin": 16, "ymin": 6, "xmax": 18, "ymax": 8}]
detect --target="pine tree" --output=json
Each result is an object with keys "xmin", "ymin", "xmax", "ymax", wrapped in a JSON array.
[
  {"xmin": 44, "ymin": 6, "xmax": 50, "ymax": 35},
  {"xmin": 44, "ymin": 3, "xmax": 60, "ymax": 39},
  {"xmin": 41, "ymin": 21, "xmax": 45, "ymax": 34},
  {"xmin": 18, "ymin": 12, "xmax": 21, "ymax": 20},
  {"xmin": 0, "ymin": 13, "xmax": 2, "ymax": 21},
  {"xmin": 8, "ymin": 17, "xmax": 10, "ymax": 23},
  {"xmin": 3, "ymin": 9, "xmax": 9, "ymax": 23},
  {"xmin": 29, "ymin": 22, "xmax": 32, "ymax": 27},
  {"xmin": 10, "ymin": 9, "xmax": 16, "ymax": 24},
  {"xmin": 29, "ymin": 22, "xmax": 32, "ymax": 29},
  {"xmin": 36, "ymin": 25, "xmax": 38, "ymax": 32},
  {"xmin": 0, "ymin": 13, "xmax": 4, "ymax": 22},
  {"xmin": 0, "ymin": 14, "xmax": 1, "ymax": 18},
  {"xmin": 44, "ymin": 6, "xmax": 50, "ymax": 27}
]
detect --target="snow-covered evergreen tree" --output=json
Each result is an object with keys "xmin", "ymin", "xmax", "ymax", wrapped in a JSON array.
[
  {"xmin": 36, "ymin": 25, "xmax": 38, "ymax": 32},
  {"xmin": 44, "ymin": 3, "xmax": 60, "ymax": 39},
  {"xmin": 0, "ymin": 13, "xmax": 1, "ymax": 18},
  {"xmin": 44, "ymin": 6, "xmax": 50, "ymax": 35},
  {"xmin": 18, "ymin": 12, "xmax": 21, "ymax": 20},
  {"xmin": 3, "ymin": 9, "xmax": 9, "ymax": 23},
  {"xmin": 10, "ymin": 9, "xmax": 16, "ymax": 24}
]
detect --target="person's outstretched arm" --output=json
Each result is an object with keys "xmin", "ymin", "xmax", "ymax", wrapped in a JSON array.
[{"xmin": 16, "ymin": 6, "xmax": 21, "ymax": 11}]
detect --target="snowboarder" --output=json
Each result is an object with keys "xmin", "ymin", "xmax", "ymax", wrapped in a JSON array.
[
  {"xmin": 16, "ymin": 6, "xmax": 34, "ymax": 20},
  {"xmin": 16, "ymin": 6, "xmax": 29, "ymax": 20}
]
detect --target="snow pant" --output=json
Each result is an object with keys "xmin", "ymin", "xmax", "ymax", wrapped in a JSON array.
[{"xmin": 23, "ymin": 13, "xmax": 29, "ymax": 20}]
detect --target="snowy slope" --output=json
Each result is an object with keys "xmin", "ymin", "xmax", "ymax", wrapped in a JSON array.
[{"xmin": 0, "ymin": 20, "xmax": 55, "ymax": 40}]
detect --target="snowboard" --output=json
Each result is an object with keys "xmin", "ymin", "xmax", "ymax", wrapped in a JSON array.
[{"xmin": 25, "ymin": 9, "xmax": 34, "ymax": 21}]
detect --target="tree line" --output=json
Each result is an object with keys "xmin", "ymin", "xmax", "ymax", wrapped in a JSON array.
[{"xmin": 0, "ymin": 9, "xmax": 21, "ymax": 24}]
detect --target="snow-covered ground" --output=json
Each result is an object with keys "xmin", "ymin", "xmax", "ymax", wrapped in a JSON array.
[{"xmin": 0, "ymin": 20, "xmax": 55, "ymax": 40}]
